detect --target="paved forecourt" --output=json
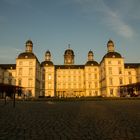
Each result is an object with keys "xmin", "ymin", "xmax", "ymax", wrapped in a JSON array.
[{"xmin": 0, "ymin": 100, "xmax": 140, "ymax": 140}]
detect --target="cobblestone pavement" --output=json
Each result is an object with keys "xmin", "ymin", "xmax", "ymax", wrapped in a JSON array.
[{"xmin": 0, "ymin": 100, "xmax": 140, "ymax": 140}]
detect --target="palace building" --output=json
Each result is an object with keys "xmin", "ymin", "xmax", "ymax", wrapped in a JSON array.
[{"xmin": 0, "ymin": 40, "xmax": 140, "ymax": 98}]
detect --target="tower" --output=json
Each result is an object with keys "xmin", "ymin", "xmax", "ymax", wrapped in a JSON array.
[
  {"xmin": 45, "ymin": 50, "xmax": 51, "ymax": 61},
  {"xmin": 64, "ymin": 44, "xmax": 75, "ymax": 65},
  {"xmin": 88, "ymin": 50, "xmax": 94, "ymax": 61},
  {"xmin": 25, "ymin": 40, "xmax": 33, "ymax": 53},
  {"xmin": 107, "ymin": 39, "xmax": 115, "ymax": 52}
]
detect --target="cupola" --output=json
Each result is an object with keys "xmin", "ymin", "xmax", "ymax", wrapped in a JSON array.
[
  {"xmin": 45, "ymin": 50, "xmax": 51, "ymax": 61},
  {"xmin": 25, "ymin": 40, "xmax": 33, "ymax": 53},
  {"xmin": 64, "ymin": 44, "xmax": 75, "ymax": 65},
  {"xmin": 107, "ymin": 39, "xmax": 115, "ymax": 52}
]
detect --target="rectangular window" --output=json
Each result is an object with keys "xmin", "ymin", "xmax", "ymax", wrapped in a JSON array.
[
  {"xmin": 19, "ymin": 68, "xmax": 22, "ymax": 75},
  {"xmin": 95, "ymin": 91, "xmax": 98, "ymax": 96},
  {"xmin": 95, "ymin": 82, "xmax": 98, "ymax": 87},
  {"xmin": 29, "ymin": 68, "xmax": 33, "ymax": 75},
  {"xmin": 110, "ymin": 89, "xmax": 113, "ymax": 95},
  {"xmin": 18, "ymin": 79, "xmax": 22, "ymax": 86},
  {"xmin": 48, "ymin": 83, "xmax": 51, "ymax": 88},
  {"xmin": 109, "ymin": 67, "xmax": 112, "ymax": 75},
  {"xmin": 109, "ymin": 78, "xmax": 113, "ymax": 85},
  {"xmin": 118, "ymin": 61, "xmax": 121, "ymax": 64},
  {"xmin": 8, "ymin": 79, "xmax": 12, "ymax": 85},
  {"xmin": 48, "ymin": 74, "xmax": 52, "ymax": 80},
  {"xmin": 19, "ymin": 61, "xmax": 23, "ymax": 65},
  {"xmin": 129, "ymin": 78, "xmax": 132, "ymax": 84},
  {"xmin": 108, "ymin": 61, "xmax": 111, "ymax": 64},
  {"xmin": 42, "ymin": 73, "xmax": 45, "ymax": 80},
  {"xmin": 95, "ymin": 74, "xmax": 97, "ymax": 79},
  {"xmin": 29, "ymin": 61, "xmax": 33, "ymax": 65},
  {"xmin": 119, "ymin": 67, "xmax": 122, "ymax": 74},
  {"xmin": 119, "ymin": 78, "xmax": 123, "ymax": 85},
  {"xmin": 128, "ymin": 71, "xmax": 131, "ymax": 75},
  {"xmin": 28, "ymin": 79, "xmax": 33, "ymax": 87}
]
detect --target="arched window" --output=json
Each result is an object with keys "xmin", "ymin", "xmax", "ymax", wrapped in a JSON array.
[{"xmin": 18, "ymin": 79, "xmax": 22, "ymax": 86}]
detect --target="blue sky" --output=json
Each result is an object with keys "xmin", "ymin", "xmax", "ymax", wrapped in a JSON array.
[{"xmin": 0, "ymin": 0, "xmax": 140, "ymax": 64}]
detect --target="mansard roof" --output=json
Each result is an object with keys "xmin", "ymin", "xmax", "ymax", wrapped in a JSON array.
[
  {"xmin": 85, "ymin": 61, "xmax": 99, "ymax": 66},
  {"xmin": 0, "ymin": 64, "xmax": 16, "ymax": 69},
  {"xmin": 103, "ymin": 52, "xmax": 122, "ymax": 59},
  {"xmin": 125, "ymin": 63, "xmax": 140, "ymax": 68},
  {"xmin": 41, "ymin": 61, "xmax": 54, "ymax": 66},
  {"xmin": 64, "ymin": 48, "xmax": 74, "ymax": 56},
  {"xmin": 18, "ymin": 52, "xmax": 37, "ymax": 59},
  {"xmin": 55, "ymin": 65, "xmax": 84, "ymax": 69}
]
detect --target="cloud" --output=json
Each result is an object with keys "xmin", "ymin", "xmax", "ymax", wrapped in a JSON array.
[
  {"xmin": 73, "ymin": 0, "xmax": 134, "ymax": 38},
  {"xmin": 105, "ymin": 10, "xmax": 134, "ymax": 38}
]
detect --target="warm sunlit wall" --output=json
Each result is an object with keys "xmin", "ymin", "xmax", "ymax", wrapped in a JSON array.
[
  {"xmin": 56, "ymin": 68, "xmax": 85, "ymax": 97},
  {"xmin": 85, "ymin": 66, "xmax": 100, "ymax": 96},
  {"xmin": 100, "ymin": 58, "xmax": 125, "ymax": 97},
  {"xmin": 44, "ymin": 66, "xmax": 55, "ymax": 97},
  {"xmin": 16, "ymin": 59, "xmax": 39, "ymax": 97}
]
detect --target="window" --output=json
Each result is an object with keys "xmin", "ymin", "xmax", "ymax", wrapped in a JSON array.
[
  {"xmin": 95, "ymin": 74, "xmax": 97, "ymax": 79},
  {"xmin": 48, "ymin": 74, "xmax": 52, "ymax": 80},
  {"xmin": 108, "ymin": 67, "xmax": 112, "ymax": 74},
  {"xmin": 19, "ymin": 68, "xmax": 22, "ymax": 75},
  {"xmin": 119, "ymin": 67, "xmax": 122, "ymax": 74},
  {"xmin": 95, "ymin": 91, "xmax": 98, "ymax": 96},
  {"xmin": 119, "ymin": 78, "xmax": 123, "ymax": 85},
  {"xmin": 118, "ymin": 61, "xmax": 121, "ymax": 64},
  {"xmin": 109, "ymin": 77, "xmax": 113, "ymax": 85},
  {"xmin": 129, "ymin": 78, "xmax": 132, "ymax": 84},
  {"xmin": 18, "ymin": 79, "xmax": 22, "ymax": 86},
  {"xmin": 110, "ymin": 89, "xmax": 113, "ymax": 95},
  {"xmin": 9, "ymin": 73, "xmax": 12, "ymax": 76},
  {"xmin": 95, "ymin": 82, "xmax": 98, "ymax": 87},
  {"xmin": 19, "ymin": 61, "xmax": 23, "ymax": 65},
  {"xmin": 128, "ymin": 71, "xmax": 131, "ymax": 75},
  {"xmin": 108, "ymin": 61, "xmax": 111, "ymax": 64},
  {"xmin": 42, "ymin": 73, "xmax": 45, "ymax": 80},
  {"xmin": 29, "ymin": 68, "xmax": 33, "ymax": 75},
  {"xmin": 28, "ymin": 79, "xmax": 33, "ymax": 87},
  {"xmin": 8, "ymin": 79, "xmax": 12, "ymax": 85},
  {"xmin": 29, "ymin": 61, "xmax": 33, "ymax": 65},
  {"xmin": 48, "ymin": 83, "xmax": 51, "ymax": 88}
]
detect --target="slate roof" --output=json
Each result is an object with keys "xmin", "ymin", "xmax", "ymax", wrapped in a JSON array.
[{"xmin": 0, "ymin": 64, "xmax": 16, "ymax": 69}]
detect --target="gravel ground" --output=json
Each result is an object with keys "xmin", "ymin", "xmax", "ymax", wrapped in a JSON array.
[{"xmin": 0, "ymin": 100, "xmax": 140, "ymax": 140}]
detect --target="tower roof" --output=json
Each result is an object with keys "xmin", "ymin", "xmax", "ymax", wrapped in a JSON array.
[
  {"xmin": 107, "ymin": 39, "xmax": 114, "ymax": 45},
  {"xmin": 64, "ymin": 45, "xmax": 74, "ymax": 56},
  {"xmin": 102, "ymin": 52, "xmax": 122, "ymax": 59},
  {"xmin": 46, "ymin": 50, "xmax": 51, "ymax": 54},
  {"xmin": 85, "ymin": 61, "xmax": 99, "ymax": 66},
  {"xmin": 26, "ymin": 40, "xmax": 33, "ymax": 45},
  {"xmin": 41, "ymin": 61, "xmax": 54, "ymax": 66},
  {"xmin": 17, "ymin": 52, "xmax": 37, "ymax": 59}
]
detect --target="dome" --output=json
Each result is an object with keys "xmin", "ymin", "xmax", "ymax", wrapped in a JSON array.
[
  {"xmin": 88, "ymin": 50, "xmax": 93, "ymax": 54},
  {"xmin": 41, "ymin": 61, "xmax": 54, "ymax": 66},
  {"xmin": 26, "ymin": 40, "xmax": 33, "ymax": 45},
  {"xmin": 103, "ymin": 52, "xmax": 122, "ymax": 59},
  {"xmin": 18, "ymin": 52, "xmax": 37, "ymax": 59},
  {"xmin": 85, "ymin": 60, "xmax": 99, "ymax": 66},
  {"xmin": 46, "ymin": 50, "xmax": 51, "ymax": 54},
  {"xmin": 107, "ymin": 39, "xmax": 114, "ymax": 45},
  {"xmin": 64, "ymin": 48, "xmax": 74, "ymax": 56}
]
